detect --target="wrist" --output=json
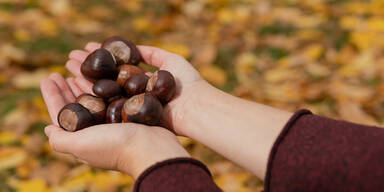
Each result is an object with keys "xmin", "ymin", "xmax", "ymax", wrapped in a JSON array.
[
  {"xmin": 118, "ymin": 128, "xmax": 191, "ymax": 179},
  {"xmin": 172, "ymin": 81, "xmax": 223, "ymax": 136}
]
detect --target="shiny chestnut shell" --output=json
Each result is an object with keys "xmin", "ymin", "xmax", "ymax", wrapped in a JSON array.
[
  {"xmin": 80, "ymin": 48, "xmax": 118, "ymax": 82},
  {"xmin": 102, "ymin": 36, "xmax": 141, "ymax": 66},
  {"xmin": 76, "ymin": 94, "xmax": 106, "ymax": 124},
  {"xmin": 93, "ymin": 79, "xmax": 123, "ymax": 102},
  {"xmin": 124, "ymin": 73, "xmax": 149, "ymax": 97},
  {"xmin": 122, "ymin": 93, "xmax": 163, "ymax": 126},
  {"xmin": 146, "ymin": 70, "xmax": 176, "ymax": 104},
  {"xmin": 116, "ymin": 65, "xmax": 145, "ymax": 86},
  {"xmin": 58, "ymin": 103, "xmax": 95, "ymax": 132},
  {"xmin": 106, "ymin": 98, "xmax": 127, "ymax": 123}
]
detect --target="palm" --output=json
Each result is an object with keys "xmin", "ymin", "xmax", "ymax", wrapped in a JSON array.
[{"xmin": 48, "ymin": 42, "xmax": 204, "ymax": 135}]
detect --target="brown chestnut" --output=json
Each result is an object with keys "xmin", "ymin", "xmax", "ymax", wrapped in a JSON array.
[
  {"xmin": 146, "ymin": 70, "xmax": 176, "ymax": 104},
  {"xmin": 81, "ymin": 48, "xmax": 118, "ymax": 82},
  {"xmin": 58, "ymin": 103, "xmax": 95, "ymax": 132},
  {"xmin": 122, "ymin": 93, "xmax": 163, "ymax": 126},
  {"xmin": 102, "ymin": 36, "xmax": 142, "ymax": 66},
  {"xmin": 116, "ymin": 64, "xmax": 145, "ymax": 86},
  {"xmin": 93, "ymin": 79, "xmax": 123, "ymax": 102},
  {"xmin": 76, "ymin": 94, "xmax": 106, "ymax": 124},
  {"xmin": 106, "ymin": 98, "xmax": 127, "ymax": 123},
  {"xmin": 124, "ymin": 74, "xmax": 149, "ymax": 97}
]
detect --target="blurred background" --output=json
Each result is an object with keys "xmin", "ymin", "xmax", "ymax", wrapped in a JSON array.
[{"xmin": 1, "ymin": 0, "xmax": 384, "ymax": 191}]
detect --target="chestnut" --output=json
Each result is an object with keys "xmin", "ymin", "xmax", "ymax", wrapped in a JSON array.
[
  {"xmin": 106, "ymin": 98, "xmax": 127, "ymax": 123},
  {"xmin": 81, "ymin": 48, "xmax": 118, "ymax": 82},
  {"xmin": 122, "ymin": 93, "xmax": 163, "ymax": 126},
  {"xmin": 124, "ymin": 74, "xmax": 149, "ymax": 97},
  {"xmin": 102, "ymin": 36, "xmax": 142, "ymax": 66},
  {"xmin": 146, "ymin": 70, "xmax": 176, "ymax": 104},
  {"xmin": 116, "ymin": 64, "xmax": 145, "ymax": 86},
  {"xmin": 76, "ymin": 94, "xmax": 106, "ymax": 124},
  {"xmin": 93, "ymin": 79, "xmax": 123, "ymax": 102},
  {"xmin": 58, "ymin": 103, "xmax": 95, "ymax": 132}
]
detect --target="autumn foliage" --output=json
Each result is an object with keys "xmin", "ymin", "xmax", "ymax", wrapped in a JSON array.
[{"xmin": 1, "ymin": 0, "xmax": 384, "ymax": 191}]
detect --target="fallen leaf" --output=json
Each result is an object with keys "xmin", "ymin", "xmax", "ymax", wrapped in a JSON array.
[{"xmin": 199, "ymin": 65, "xmax": 227, "ymax": 86}]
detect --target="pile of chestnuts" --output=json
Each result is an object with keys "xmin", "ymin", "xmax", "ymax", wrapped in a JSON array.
[{"xmin": 57, "ymin": 36, "xmax": 176, "ymax": 132}]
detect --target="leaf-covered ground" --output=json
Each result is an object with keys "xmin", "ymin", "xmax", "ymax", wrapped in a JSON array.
[{"xmin": 1, "ymin": 0, "xmax": 384, "ymax": 191}]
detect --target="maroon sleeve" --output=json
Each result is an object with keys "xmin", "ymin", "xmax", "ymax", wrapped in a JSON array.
[
  {"xmin": 134, "ymin": 157, "xmax": 222, "ymax": 192},
  {"xmin": 265, "ymin": 110, "xmax": 384, "ymax": 192}
]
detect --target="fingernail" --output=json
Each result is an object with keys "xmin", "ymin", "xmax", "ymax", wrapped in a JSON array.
[{"xmin": 44, "ymin": 126, "xmax": 53, "ymax": 136}]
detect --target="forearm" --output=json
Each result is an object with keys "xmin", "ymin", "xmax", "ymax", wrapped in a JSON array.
[
  {"xmin": 134, "ymin": 158, "xmax": 222, "ymax": 192},
  {"xmin": 181, "ymin": 82, "xmax": 293, "ymax": 179},
  {"xmin": 265, "ymin": 110, "xmax": 384, "ymax": 191}
]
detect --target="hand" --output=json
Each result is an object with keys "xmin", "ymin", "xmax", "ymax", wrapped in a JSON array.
[
  {"xmin": 40, "ymin": 75, "xmax": 190, "ymax": 178},
  {"xmin": 65, "ymin": 43, "xmax": 206, "ymax": 136},
  {"xmin": 63, "ymin": 43, "xmax": 293, "ymax": 179}
]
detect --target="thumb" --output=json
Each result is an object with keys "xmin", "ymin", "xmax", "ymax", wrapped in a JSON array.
[{"xmin": 45, "ymin": 125, "xmax": 79, "ymax": 154}]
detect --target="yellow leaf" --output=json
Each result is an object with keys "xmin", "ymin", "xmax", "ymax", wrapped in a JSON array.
[
  {"xmin": 0, "ymin": 147, "xmax": 27, "ymax": 170},
  {"xmin": 214, "ymin": 173, "xmax": 252, "ymax": 192},
  {"xmin": 88, "ymin": 6, "xmax": 114, "ymax": 20},
  {"xmin": 0, "ymin": 10, "xmax": 11, "ymax": 25},
  {"xmin": 43, "ymin": 0, "xmax": 71, "ymax": 17},
  {"xmin": 339, "ymin": 16, "xmax": 362, "ymax": 30},
  {"xmin": 120, "ymin": 0, "xmax": 141, "ymax": 12},
  {"xmin": 350, "ymin": 31, "xmax": 376, "ymax": 50},
  {"xmin": 264, "ymin": 82, "xmax": 303, "ymax": 102},
  {"xmin": 12, "ymin": 69, "xmax": 50, "ymax": 89},
  {"xmin": 72, "ymin": 19, "xmax": 102, "ymax": 34},
  {"xmin": 132, "ymin": 17, "xmax": 150, "ymax": 32},
  {"xmin": 160, "ymin": 43, "xmax": 190, "ymax": 58},
  {"xmin": 339, "ymin": 51, "xmax": 374, "ymax": 77},
  {"xmin": 367, "ymin": 17, "xmax": 384, "ymax": 32},
  {"xmin": 235, "ymin": 53, "xmax": 257, "ymax": 83},
  {"xmin": 0, "ymin": 73, "xmax": 6, "ymax": 83},
  {"xmin": 16, "ymin": 158, "xmax": 39, "ymax": 179},
  {"xmin": 329, "ymin": 81, "xmax": 374, "ymax": 102},
  {"xmin": 199, "ymin": 65, "xmax": 227, "ymax": 86},
  {"xmin": 117, "ymin": 174, "xmax": 134, "ymax": 186},
  {"xmin": 296, "ymin": 29, "xmax": 323, "ymax": 41},
  {"xmin": 3, "ymin": 108, "xmax": 30, "ymax": 130},
  {"xmin": 0, "ymin": 44, "xmax": 26, "ymax": 62},
  {"xmin": 177, "ymin": 136, "xmax": 194, "ymax": 147},
  {"xmin": 49, "ymin": 65, "xmax": 67, "ymax": 75},
  {"xmin": 305, "ymin": 62, "xmax": 330, "ymax": 78},
  {"xmin": 217, "ymin": 9, "xmax": 234, "ymax": 24},
  {"xmin": 33, "ymin": 96, "xmax": 51, "ymax": 123},
  {"xmin": 345, "ymin": 2, "xmax": 369, "ymax": 15},
  {"xmin": 337, "ymin": 102, "xmax": 377, "ymax": 126},
  {"xmin": 60, "ymin": 167, "xmax": 93, "ymax": 191},
  {"xmin": 40, "ymin": 18, "xmax": 59, "ymax": 37},
  {"xmin": 264, "ymin": 68, "xmax": 299, "ymax": 83},
  {"xmin": 14, "ymin": 29, "xmax": 31, "ymax": 42},
  {"xmin": 304, "ymin": 44, "xmax": 323, "ymax": 60},
  {"xmin": 18, "ymin": 179, "xmax": 49, "ymax": 192},
  {"xmin": 92, "ymin": 172, "xmax": 118, "ymax": 190},
  {"xmin": 0, "ymin": 131, "xmax": 17, "ymax": 145}
]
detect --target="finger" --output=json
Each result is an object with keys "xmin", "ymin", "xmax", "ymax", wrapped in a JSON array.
[
  {"xmin": 160, "ymin": 105, "xmax": 176, "ymax": 134},
  {"xmin": 66, "ymin": 77, "xmax": 84, "ymax": 97},
  {"xmin": 45, "ymin": 125, "xmax": 78, "ymax": 154},
  {"xmin": 145, "ymin": 72, "xmax": 153, "ymax": 77},
  {"xmin": 69, "ymin": 50, "xmax": 89, "ymax": 63},
  {"xmin": 85, "ymin": 42, "xmax": 101, "ymax": 52},
  {"xmin": 40, "ymin": 78, "xmax": 68, "ymax": 125},
  {"xmin": 48, "ymin": 73, "xmax": 76, "ymax": 103},
  {"xmin": 137, "ymin": 45, "xmax": 184, "ymax": 68},
  {"xmin": 65, "ymin": 59, "xmax": 82, "ymax": 77},
  {"xmin": 74, "ymin": 77, "xmax": 94, "ymax": 94}
]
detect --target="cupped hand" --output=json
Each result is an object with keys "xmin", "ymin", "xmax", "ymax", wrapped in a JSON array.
[
  {"xmin": 40, "ymin": 74, "xmax": 189, "ymax": 178},
  {"xmin": 65, "ymin": 42, "xmax": 207, "ymax": 135}
]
